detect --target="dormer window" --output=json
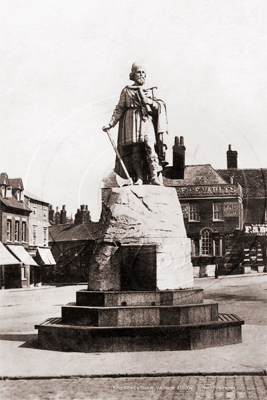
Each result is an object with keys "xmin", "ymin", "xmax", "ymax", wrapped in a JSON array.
[
  {"xmin": 6, "ymin": 186, "xmax": 12, "ymax": 198},
  {"xmin": 16, "ymin": 190, "xmax": 21, "ymax": 201},
  {"xmin": 1, "ymin": 186, "xmax": 5, "ymax": 197}
]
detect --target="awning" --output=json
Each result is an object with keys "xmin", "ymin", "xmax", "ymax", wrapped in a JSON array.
[
  {"xmin": 37, "ymin": 248, "xmax": 56, "ymax": 265},
  {"xmin": 7, "ymin": 245, "xmax": 38, "ymax": 266},
  {"xmin": 0, "ymin": 242, "xmax": 22, "ymax": 265}
]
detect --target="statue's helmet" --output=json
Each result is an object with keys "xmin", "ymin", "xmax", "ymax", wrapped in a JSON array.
[{"xmin": 129, "ymin": 62, "xmax": 146, "ymax": 81}]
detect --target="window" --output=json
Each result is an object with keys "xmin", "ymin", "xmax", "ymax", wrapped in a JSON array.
[
  {"xmin": 1, "ymin": 186, "xmax": 5, "ymax": 197},
  {"xmin": 43, "ymin": 228, "xmax": 48, "ymax": 246},
  {"xmin": 33, "ymin": 226, "xmax": 37, "ymax": 245},
  {"xmin": 32, "ymin": 206, "xmax": 37, "ymax": 218},
  {"xmin": 189, "ymin": 203, "xmax": 199, "ymax": 221},
  {"xmin": 15, "ymin": 221, "xmax": 19, "ymax": 241},
  {"xmin": 22, "ymin": 222, "xmax": 26, "ymax": 242},
  {"xmin": 201, "ymin": 229, "xmax": 213, "ymax": 255},
  {"xmin": 213, "ymin": 203, "xmax": 224, "ymax": 221},
  {"xmin": 181, "ymin": 204, "xmax": 189, "ymax": 219},
  {"xmin": 43, "ymin": 207, "xmax": 48, "ymax": 221},
  {"xmin": 7, "ymin": 220, "xmax": 11, "ymax": 241}
]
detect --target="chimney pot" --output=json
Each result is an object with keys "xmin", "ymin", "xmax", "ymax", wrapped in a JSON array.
[
  {"xmin": 180, "ymin": 136, "xmax": 184, "ymax": 146},
  {"xmin": 175, "ymin": 136, "xmax": 179, "ymax": 146}
]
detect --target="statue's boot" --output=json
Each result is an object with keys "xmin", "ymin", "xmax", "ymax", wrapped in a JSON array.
[{"xmin": 148, "ymin": 155, "xmax": 163, "ymax": 186}]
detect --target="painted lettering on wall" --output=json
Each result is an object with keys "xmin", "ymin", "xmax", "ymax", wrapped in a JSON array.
[
  {"xmin": 174, "ymin": 185, "xmax": 240, "ymax": 197},
  {"xmin": 244, "ymin": 224, "xmax": 267, "ymax": 236},
  {"xmin": 224, "ymin": 202, "xmax": 239, "ymax": 217}
]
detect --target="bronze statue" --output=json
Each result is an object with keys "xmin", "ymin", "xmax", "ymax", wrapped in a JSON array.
[{"xmin": 103, "ymin": 62, "xmax": 168, "ymax": 185}]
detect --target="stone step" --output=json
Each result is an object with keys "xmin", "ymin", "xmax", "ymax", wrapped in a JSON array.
[
  {"xmin": 35, "ymin": 314, "xmax": 244, "ymax": 352},
  {"xmin": 61, "ymin": 302, "xmax": 218, "ymax": 327},
  {"xmin": 76, "ymin": 288, "xmax": 203, "ymax": 307}
]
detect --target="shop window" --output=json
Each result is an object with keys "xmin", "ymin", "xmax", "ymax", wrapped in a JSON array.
[
  {"xmin": 213, "ymin": 203, "xmax": 224, "ymax": 221},
  {"xmin": 15, "ymin": 221, "xmax": 19, "ymax": 241},
  {"xmin": 189, "ymin": 203, "xmax": 199, "ymax": 222},
  {"xmin": 7, "ymin": 220, "xmax": 11, "ymax": 241},
  {"xmin": 201, "ymin": 229, "xmax": 213, "ymax": 255},
  {"xmin": 22, "ymin": 222, "xmax": 26, "ymax": 242}
]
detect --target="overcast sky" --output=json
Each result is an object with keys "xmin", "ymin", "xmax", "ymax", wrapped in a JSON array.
[{"xmin": 0, "ymin": 0, "xmax": 266, "ymax": 220}]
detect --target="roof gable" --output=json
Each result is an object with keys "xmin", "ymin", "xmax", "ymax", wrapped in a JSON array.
[
  {"xmin": 163, "ymin": 165, "xmax": 228, "ymax": 186},
  {"xmin": 9, "ymin": 178, "xmax": 24, "ymax": 190},
  {"xmin": 216, "ymin": 169, "xmax": 267, "ymax": 198}
]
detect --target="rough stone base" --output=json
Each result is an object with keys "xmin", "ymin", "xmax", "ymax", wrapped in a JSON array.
[{"xmin": 89, "ymin": 186, "xmax": 194, "ymax": 290}]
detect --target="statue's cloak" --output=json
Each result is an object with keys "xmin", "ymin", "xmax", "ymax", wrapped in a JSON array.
[{"xmin": 109, "ymin": 86, "xmax": 168, "ymax": 180}]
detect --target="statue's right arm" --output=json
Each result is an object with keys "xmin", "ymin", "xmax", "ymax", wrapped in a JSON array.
[{"xmin": 106, "ymin": 89, "xmax": 127, "ymax": 130}]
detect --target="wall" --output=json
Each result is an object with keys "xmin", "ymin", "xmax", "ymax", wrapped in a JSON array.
[
  {"xmin": 1, "ymin": 210, "xmax": 29, "ymax": 246},
  {"xmin": 26, "ymin": 198, "xmax": 50, "ymax": 247}
]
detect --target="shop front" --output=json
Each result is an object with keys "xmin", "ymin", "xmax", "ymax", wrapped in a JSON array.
[{"xmin": 242, "ymin": 224, "xmax": 267, "ymax": 273}]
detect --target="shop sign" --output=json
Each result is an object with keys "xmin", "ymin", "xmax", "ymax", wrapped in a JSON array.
[
  {"xmin": 174, "ymin": 185, "xmax": 241, "ymax": 198},
  {"xmin": 244, "ymin": 224, "xmax": 267, "ymax": 236},
  {"xmin": 224, "ymin": 202, "xmax": 239, "ymax": 217}
]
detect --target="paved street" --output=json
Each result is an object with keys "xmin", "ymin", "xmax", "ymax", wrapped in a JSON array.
[
  {"xmin": 1, "ymin": 375, "xmax": 267, "ymax": 399},
  {"xmin": 0, "ymin": 275, "xmax": 266, "ymax": 399}
]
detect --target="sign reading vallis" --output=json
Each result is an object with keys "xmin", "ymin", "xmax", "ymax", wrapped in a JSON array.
[{"xmin": 168, "ymin": 184, "xmax": 242, "ymax": 198}]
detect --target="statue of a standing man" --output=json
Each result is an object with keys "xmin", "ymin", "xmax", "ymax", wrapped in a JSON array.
[{"xmin": 103, "ymin": 62, "xmax": 168, "ymax": 185}]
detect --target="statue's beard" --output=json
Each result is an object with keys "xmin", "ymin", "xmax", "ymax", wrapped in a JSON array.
[{"xmin": 135, "ymin": 77, "xmax": 145, "ymax": 85}]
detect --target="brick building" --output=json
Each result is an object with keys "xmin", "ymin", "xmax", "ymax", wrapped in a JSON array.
[
  {"xmin": 217, "ymin": 149, "xmax": 267, "ymax": 273},
  {"xmin": 163, "ymin": 139, "xmax": 266, "ymax": 275},
  {"xmin": 0, "ymin": 173, "xmax": 38, "ymax": 288},
  {"xmin": 24, "ymin": 191, "xmax": 55, "ymax": 279}
]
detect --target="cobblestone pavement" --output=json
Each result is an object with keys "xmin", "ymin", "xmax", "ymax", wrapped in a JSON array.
[{"xmin": 1, "ymin": 375, "xmax": 267, "ymax": 399}]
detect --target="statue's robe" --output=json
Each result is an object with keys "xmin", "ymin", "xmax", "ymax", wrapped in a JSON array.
[{"xmin": 109, "ymin": 86, "xmax": 168, "ymax": 180}]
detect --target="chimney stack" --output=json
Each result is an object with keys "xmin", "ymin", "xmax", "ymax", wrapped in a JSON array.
[
  {"xmin": 49, "ymin": 205, "xmax": 54, "ymax": 223},
  {"xmin": 172, "ymin": 136, "xmax": 186, "ymax": 179},
  {"xmin": 60, "ymin": 205, "xmax": 67, "ymax": 224},
  {"xmin": 227, "ymin": 144, "xmax": 238, "ymax": 169},
  {"xmin": 74, "ymin": 205, "xmax": 91, "ymax": 224},
  {"xmin": 54, "ymin": 206, "xmax": 60, "ymax": 225}
]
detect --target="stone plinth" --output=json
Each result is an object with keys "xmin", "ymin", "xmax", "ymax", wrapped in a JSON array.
[
  {"xmin": 76, "ymin": 288, "xmax": 204, "ymax": 307},
  {"xmin": 89, "ymin": 186, "xmax": 193, "ymax": 291}
]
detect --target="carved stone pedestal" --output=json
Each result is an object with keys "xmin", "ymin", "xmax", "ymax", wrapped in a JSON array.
[
  {"xmin": 35, "ymin": 186, "xmax": 244, "ymax": 352},
  {"xmin": 35, "ymin": 288, "xmax": 244, "ymax": 352}
]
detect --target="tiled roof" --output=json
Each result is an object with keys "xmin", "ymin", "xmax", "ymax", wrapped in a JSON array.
[
  {"xmin": 49, "ymin": 222, "xmax": 103, "ymax": 243},
  {"xmin": 9, "ymin": 178, "xmax": 24, "ymax": 190},
  {"xmin": 0, "ymin": 194, "xmax": 32, "ymax": 212},
  {"xmin": 163, "ymin": 165, "xmax": 228, "ymax": 186},
  {"xmin": 24, "ymin": 190, "xmax": 50, "ymax": 205},
  {"xmin": 216, "ymin": 169, "xmax": 267, "ymax": 198}
]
